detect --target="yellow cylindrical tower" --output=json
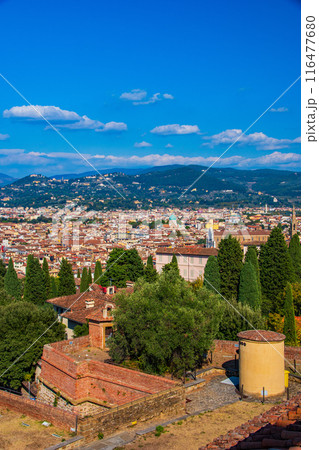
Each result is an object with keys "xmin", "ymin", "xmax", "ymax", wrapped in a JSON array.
[{"xmin": 238, "ymin": 330, "xmax": 285, "ymax": 398}]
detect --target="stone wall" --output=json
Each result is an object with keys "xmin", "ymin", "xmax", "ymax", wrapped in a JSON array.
[
  {"xmin": 0, "ymin": 389, "xmax": 77, "ymax": 432},
  {"xmin": 77, "ymin": 385, "xmax": 185, "ymax": 442}
]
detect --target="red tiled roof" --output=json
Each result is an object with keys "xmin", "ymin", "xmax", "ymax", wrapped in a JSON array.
[
  {"xmin": 156, "ymin": 246, "xmax": 218, "ymax": 256},
  {"xmin": 201, "ymin": 394, "xmax": 301, "ymax": 450},
  {"xmin": 237, "ymin": 330, "xmax": 286, "ymax": 342}
]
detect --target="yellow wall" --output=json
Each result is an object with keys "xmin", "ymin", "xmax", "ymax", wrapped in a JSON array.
[{"xmin": 239, "ymin": 339, "xmax": 285, "ymax": 397}]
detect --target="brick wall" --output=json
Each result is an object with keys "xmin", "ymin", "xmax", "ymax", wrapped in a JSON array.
[
  {"xmin": 212, "ymin": 340, "xmax": 301, "ymax": 363},
  {"xmin": 89, "ymin": 322, "xmax": 104, "ymax": 348},
  {"xmin": 0, "ymin": 390, "xmax": 77, "ymax": 431},
  {"xmin": 77, "ymin": 385, "xmax": 185, "ymax": 441},
  {"xmin": 40, "ymin": 339, "xmax": 177, "ymax": 407}
]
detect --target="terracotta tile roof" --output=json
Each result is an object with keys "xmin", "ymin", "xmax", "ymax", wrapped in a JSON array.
[
  {"xmin": 237, "ymin": 330, "xmax": 286, "ymax": 342},
  {"xmin": 47, "ymin": 290, "xmax": 113, "ymax": 311},
  {"xmin": 156, "ymin": 246, "xmax": 218, "ymax": 256},
  {"xmin": 201, "ymin": 394, "xmax": 301, "ymax": 449}
]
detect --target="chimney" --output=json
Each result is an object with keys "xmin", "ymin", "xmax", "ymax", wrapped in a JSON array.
[
  {"xmin": 85, "ymin": 299, "xmax": 95, "ymax": 308},
  {"xmin": 102, "ymin": 308, "xmax": 107, "ymax": 319}
]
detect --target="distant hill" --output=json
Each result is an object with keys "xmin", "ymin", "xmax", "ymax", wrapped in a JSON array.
[
  {"xmin": 0, "ymin": 165, "xmax": 300, "ymax": 208},
  {"xmin": 0, "ymin": 173, "xmax": 16, "ymax": 186}
]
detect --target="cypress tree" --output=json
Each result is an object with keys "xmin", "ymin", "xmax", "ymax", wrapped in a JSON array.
[
  {"xmin": 4, "ymin": 258, "xmax": 21, "ymax": 300},
  {"xmin": 42, "ymin": 258, "xmax": 51, "ymax": 300},
  {"xmin": 259, "ymin": 227, "xmax": 294, "ymax": 313},
  {"xmin": 0, "ymin": 260, "xmax": 6, "ymax": 278},
  {"xmin": 203, "ymin": 256, "xmax": 221, "ymax": 292},
  {"xmin": 88, "ymin": 267, "xmax": 92, "ymax": 285},
  {"xmin": 144, "ymin": 255, "xmax": 157, "ymax": 283},
  {"xmin": 94, "ymin": 260, "xmax": 102, "ymax": 282},
  {"xmin": 77, "ymin": 268, "xmax": 81, "ymax": 278},
  {"xmin": 288, "ymin": 234, "xmax": 301, "ymax": 283},
  {"xmin": 238, "ymin": 261, "xmax": 261, "ymax": 309},
  {"xmin": 245, "ymin": 247, "xmax": 262, "ymax": 304},
  {"xmin": 49, "ymin": 276, "xmax": 58, "ymax": 298},
  {"xmin": 58, "ymin": 258, "xmax": 76, "ymax": 296},
  {"xmin": 162, "ymin": 254, "xmax": 180, "ymax": 277},
  {"xmin": 23, "ymin": 255, "xmax": 46, "ymax": 305},
  {"xmin": 80, "ymin": 267, "xmax": 88, "ymax": 293},
  {"xmin": 283, "ymin": 282, "xmax": 297, "ymax": 345},
  {"xmin": 218, "ymin": 235, "xmax": 243, "ymax": 299}
]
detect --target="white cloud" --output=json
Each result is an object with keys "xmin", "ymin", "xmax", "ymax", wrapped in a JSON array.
[
  {"xmin": 95, "ymin": 121, "xmax": 128, "ymax": 132},
  {"xmin": 133, "ymin": 93, "xmax": 161, "ymax": 106},
  {"xmin": 0, "ymin": 149, "xmax": 300, "ymax": 171},
  {"xmin": 3, "ymin": 105, "xmax": 81, "ymax": 121},
  {"xmin": 120, "ymin": 90, "xmax": 174, "ymax": 105},
  {"xmin": 120, "ymin": 89, "xmax": 147, "ymax": 101},
  {"xmin": 270, "ymin": 107, "xmax": 288, "ymax": 112},
  {"xmin": 4, "ymin": 105, "xmax": 127, "ymax": 133},
  {"xmin": 165, "ymin": 143, "xmax": 173, "ymax": 148},
  {"xmin": 151, "ymin": 124, "xmax": 200, "ymax": 135},
  {"xmin": 134, "ymin": 141, "xmax": 153, "ymax": 148},
  {"xmin": 0, "ymin": 133, "xmax": 9, "ymax": 140},
  {"xmin": 203, "ymin": 129, "xmax": 300, "ymax": 150}
]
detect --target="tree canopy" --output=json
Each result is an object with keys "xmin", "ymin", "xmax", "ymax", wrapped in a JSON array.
[
  {"xmin": 100, "ymin": 248, "xmax": 144, "ymax": 288},
  {"xmin": 4, "ymin": 258, "xmax": 21, "ymax": 301},
  {"xmin": 57, "ymin": 258, "xmax": 76, "ymax": 296},
  {"xmin": 259, "ymin": 227, "xmax": 294, "ymax": 313},
  {"xmin": 0, "ymin": 302, "xmax": 65, "ymax": 389},
  {"xmin": 203, "ymin": 255, "xmax": 221, "ymax": 292},
  {"xmin": 94, "ymin": 260, "xmax": 103, "ymax": 282},
  {"xmin": 218, "ymin": 235, "xmax": 243, "ymax": 299},
  {"xmin": 144, "ymin": 255, "xmax": 158, "ymax": 283},
  {"xmin": 80, "ymin": 267, "xmax": 89, "ymax": 293},
  {"xmin": 109, "ymin": 273, "xmax": 223, "ymax": 376},
  {"xmin": 23, "ymin": 255, "xmax": 46, "ymax": 305},
  {"xmin": 238, "ymin": 261, "xmax": 261, "ymax": 310},
  {"xmin": 283, "ymin": 282, "xmax": 297, "ymax": 345},
  {"xmin": 289, "ymin": 234, "xmax": 301, "ymax": 283}
]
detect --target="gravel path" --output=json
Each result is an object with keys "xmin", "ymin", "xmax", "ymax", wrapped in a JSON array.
[{"xmin": 186, "ymin": 375, "xmax": 240, "ymax": 414}]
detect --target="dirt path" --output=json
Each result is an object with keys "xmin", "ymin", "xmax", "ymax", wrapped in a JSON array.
[
  {"xmin": 0, "ymin": 408, "xmax": 69, "ymax": 450},
  {"xmin": 124, "ymin": 402, "xmax": 274, "ymax": 450}
]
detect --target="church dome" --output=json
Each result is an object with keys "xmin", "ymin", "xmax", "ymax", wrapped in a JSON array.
[{"xmin": 169, "ymin": 214, "xmax": 177, "ymax": 220}]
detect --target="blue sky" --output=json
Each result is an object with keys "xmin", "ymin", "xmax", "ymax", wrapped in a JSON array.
[{"xmin": 0, "ymin": 0, "xmax": 301, "ymax": 177}]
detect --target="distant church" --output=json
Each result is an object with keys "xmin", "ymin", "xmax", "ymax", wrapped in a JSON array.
[{"xmin": 291, "ymin": 206, "xmax": 298, "ymax": 237}]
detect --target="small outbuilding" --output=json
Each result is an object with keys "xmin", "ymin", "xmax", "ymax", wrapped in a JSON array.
[{"xmin": 237, "ymin": 330, "xmax": 286, "ymax": 398}]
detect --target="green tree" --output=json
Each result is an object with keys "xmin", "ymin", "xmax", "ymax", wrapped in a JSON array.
[
  {"xmin": 4, "ymin": 258, "xmax": 21, "ymax": 300},
  {"xmin": 0, "ymin": 259, "xmax": 6, "ymax": 278},
  {"xmin": 283, "ymin": 282, "xmax": 297, "ymax": 345},
  {"xmin": 74, "ymin": 320, "xmax": 89, "ymax": 337},
  {"xmin": 77, "ymin": 268, "xmax": 81, "ymax": 278},
  {"xmin": 49, "ymin": 276, "xmax": 58, "ymax": 299},
  {"xmin": 217, "ymin": 298, "xmax": 265, "ymax": 341},
  {"xmin": 57, "ymin": 258, "xmax": 76, "ymax": 296},
  {"xmin": 289, "ymin": 234, "xmax": 301, "ymax": 283},
  {"xmin": 0, "ymin": 302, "xmax": 65, "ymax": 389},
  {"xmin": 259, "ymin": 227, "xmax": 294, "ymax": 313},
  {"xmin": 109, "ymin": 273, "xmax": 222, "ymax": 376},
  {"xmin": 88, "ymin": 267, "xmax": 93, "ymax": 285},
  {"xmin": 162, "ymin": 254, "xmax": 180, "ymax": 278},
  {"xmin": 238, "ymin": 261, "xmax": 261, "ymax": 310},
  {"xmin": 245, "ymin": 247, "xmax": 261, "ymax": 302},
  {"xmin": 42, "ymin": 258, "xmax": 51, "ymax": 300},
  {"xmin": 100, "ymin": 248, "xmax": 144, "ymax": 288},
  {"xmin": 23, "ymin": 255, "xmax": 46, "ymax": 305},
  {"xmin": 80, "ymin": 267, "xmax": 89, "ymax": 293},
  {"xmin": 203, "ymin": 256, "xmax": 221, "ymax": 292},
  {"xmin": 94, "ymin": 260, "xmax": 103, "ymax": 282},
  {"xmin": 144, "ymin": 255, "xmax": 158, "ymax": 283},
  {"xmin": 218, "ymin": 236, "xmax": 243, "ymax": 299}
]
